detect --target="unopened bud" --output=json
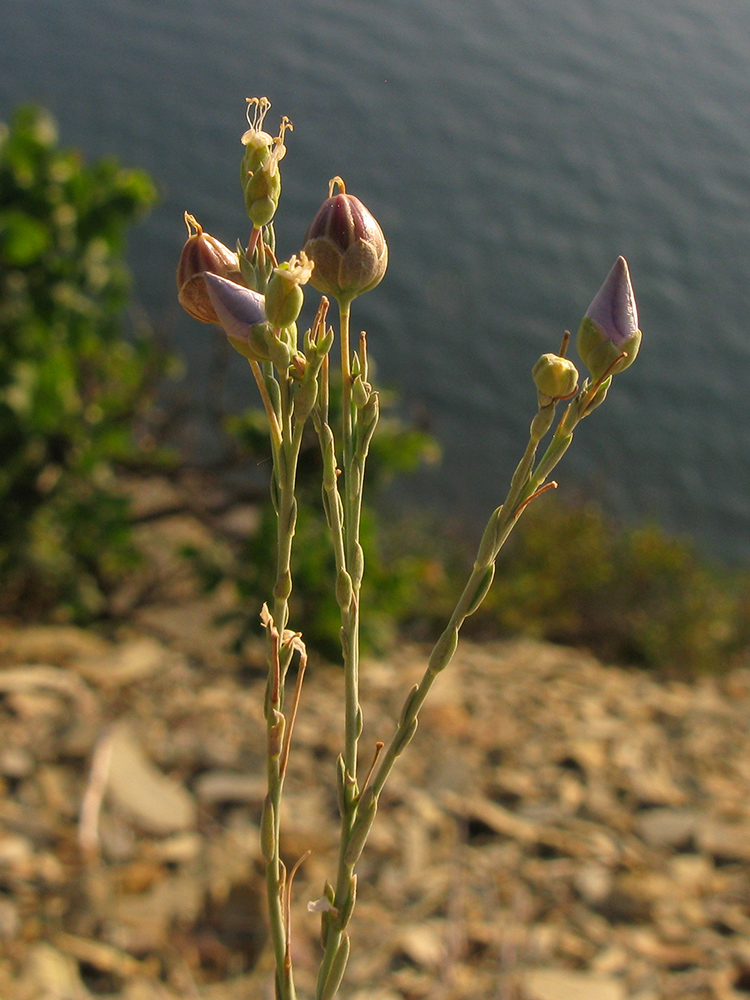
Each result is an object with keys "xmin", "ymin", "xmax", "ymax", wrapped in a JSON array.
[
  {"xmin": 203, "ymin": 272, "xmax": 272, "ymax": 362},
  {"xmin": 577, "ymin": 256, "xmax": 641, "ymax": 379},
  {"xmin": 265, "ymin": 253, "xmax": 314, "ymax": 328},
  {"xmin": 303, "ymin": 178, "xmax": 387, "ymax": 305},
  {"xmin": 351, "ymin": 374, "xmax": 371, "ymax": 410},
  {"xmin": 177, "ymin": 213, "xmax": 242, "ymax": 323},
  {"xmin": 532, "ymin": 353, "xmax": 579, "ymax": 402}
]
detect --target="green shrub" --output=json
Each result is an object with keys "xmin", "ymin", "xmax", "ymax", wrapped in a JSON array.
[
  {"xmin": 479, "ymin": 495, "xmax": 750, "ymax": 674},
  {"xmin": 0, "ymin": 105, "xmax": 168, "ymax": 619}
]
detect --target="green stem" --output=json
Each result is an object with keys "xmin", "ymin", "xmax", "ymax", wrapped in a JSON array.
[
  {"xmin": 371, "ymin": 391, "xmax": 587, "ymax": 820},
  {"xmin": 263, "ymin": 368, "xmax": 306, "ymax": 1000},
  {"xmin": 338, "ymin": 300, "xmax": 360, "ymax": 784},
  {"xmin": 313, "ymin": 299, "xmax": 373, "ymax": 1000}
]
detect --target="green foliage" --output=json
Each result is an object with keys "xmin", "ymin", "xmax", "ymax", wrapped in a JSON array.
[
  {"xmin": 477, "ymin": 495, "xmax": 750, "ymax": 674},
  {"xmin": 0, "ymin": 105, "xmax": 168, "ymax": 619}
]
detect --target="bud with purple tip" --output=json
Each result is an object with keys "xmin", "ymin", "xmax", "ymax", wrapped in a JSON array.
[
  {"xmin": 303, "ymin": 177, "xmax": 387, "ymax": 306},
  {"xmin": 577, "ymin": 256, "xmax": 641, "ymax": 380},
  {"xmin": 203, "ymin": 272, "xmax": 273, "ymax": 362}
]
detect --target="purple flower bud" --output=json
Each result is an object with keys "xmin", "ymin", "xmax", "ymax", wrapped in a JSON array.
[
  {"xmin": 303, "ymin": 177, "xmax": 387, "ymax": 305},
  {"xmin": 587, "ymin": 256, "xmax": 638, "ymax": 346},
  {"xmin": 577, "ymin": 256, "xmax": 641, "ymax": 378},
  {"xmin": 177, "ymin": 214, "xmax": 242, "ymax": 324},
  {"xmin": 204, "ymin": 272, "xmax": 265, "ymax": 330},
  {"xmin": 203, "ymin": 272, "xmax": 272, "ymax": 362}
]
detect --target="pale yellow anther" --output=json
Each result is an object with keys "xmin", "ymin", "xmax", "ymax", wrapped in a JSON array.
[{"xmin": 273, "ymin": 251, "xmax": 314, "ymax": 286}]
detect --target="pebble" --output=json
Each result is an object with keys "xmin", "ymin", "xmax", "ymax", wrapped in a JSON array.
[
  {"xmin": 521, "ymin": 967, "xmax": 625, "ymax": 1000},
  {"xmin": 1, "ymin": 567, "xmax": 750, "ymax": 1000},
  {"xmin": 193, "ymin": 770, "xmax": 266, "ymax": 805},
  {"xmin": 637, "ymin": 807, "xmax": 700, "ymax": 849},
  {"xmin": 105, "ymin": 721, "xmax": 197, "ymax": 834}
]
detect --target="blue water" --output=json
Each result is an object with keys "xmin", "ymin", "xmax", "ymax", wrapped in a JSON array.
[{"xmin": 3, "ymin": 0, "xmax": 750, "ymax": 558}]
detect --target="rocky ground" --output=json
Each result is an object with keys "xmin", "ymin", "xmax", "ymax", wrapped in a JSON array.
[{"xmin": 1, "ymin": 473, "xmax": 750, "ymax": 1000}]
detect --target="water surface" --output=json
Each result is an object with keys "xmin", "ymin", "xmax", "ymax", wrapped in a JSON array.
[{"xmin": 2, "ymin": 0, "xmax": 750, "ymax": 557}]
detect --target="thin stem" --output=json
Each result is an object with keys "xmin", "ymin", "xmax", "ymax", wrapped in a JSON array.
[
  {"xmin": 313, "ymin": 298, "xmax": 371, "ymax": 1000},
  {"xmin": 372, "ymin": 388, "xmax": 590, "ymax": 806},
  {"xmin": 279, "ymin": 641, "xmax": 308, "ymax": 778},
  {"xmin": 249, "ymin": 359, "xmax": 282, "ymax": 453},
  {"xmin": 263, "ymin": 364, "xmax": 307, "ymax": 1000},
  {"xmin": 338, "ymin": 299, "xmax": 359, "ymax": 785}
]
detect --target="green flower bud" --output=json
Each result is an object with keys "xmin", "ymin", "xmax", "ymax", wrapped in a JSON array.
[
  {"xmin": 264, "ymin": 253, "xmax": 314, "ymax": 328},
  {"xmin": 532, "ymin": 353, "xmax": 579, "ymax": 402},
  {"xmin": 240, "ymin": 97, "xmax": 292, "ymax": 227},
  {"xmin": 303, "ymin": 177, "xmax": 388, "ymax": 305},
  {"xmin": 351, "ymin": 374, "xmax": 371, "ymax": 410},
  {"xmin": 176, "ymin": 213, "xmax": 242, "ymax": 324},
  {"xmin": 266, "ymin": 324, "xmax": 295, "ymax": 371},
  {"xmin": 577, "ymin": 256, "xmax": 641, "ymax": 379}
]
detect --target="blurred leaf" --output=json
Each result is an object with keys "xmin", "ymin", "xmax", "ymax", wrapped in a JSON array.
[
  {"xmin": 0, "ymin": 210, "xmax": 50, "ymax": 265},
  {"xmin": 0, "ymin": 104, "xmax": 169, "ymax": 621}
]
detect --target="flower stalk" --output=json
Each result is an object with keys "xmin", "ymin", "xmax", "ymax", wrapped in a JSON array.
[{"xmin": 176, "ymin": 97, "xmax": 642, "ymax": 1000}]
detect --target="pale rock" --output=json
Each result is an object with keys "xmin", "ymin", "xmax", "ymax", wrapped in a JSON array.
[
  {"xmin": 216, "ymin": 503, "xmax": 261, "ymax": 539},
  {"xmin": 0, "ymin": 624, "xmax": 110, "ymax": 667},
  {"xmin": 395, "ymin": 922, "xmax": 444, "ymax": 969},
  {"xmin": 574, "ymin": 861, "xmax": 613, "ymax": 903},
  {"xmin": 521, "ymin": 967, "xmax": 625, "ymax": 1000},
  {"xmin": 75, "ymin": 637, "xmax": 177, "ymax": 687},
  {"xmin": 637, "ymin": 808, "xmax": 699, "ymax": 849},
  {"xmin": 105, "ymin": 722, "xmax": 196, "ymax": 834},
  {"xmin": 151, "ymin": 831, "xmax": 202, "ymax": 863},
  {"xmin": 591, "ymin": 944, "xmax": 630, "ymax": 975},
  {"xmin": 193, "ymin": 770, "xmax": 266, "ymax": 805},
  {"xmin": 626, "ymin": 767, "xmax": 686, "ymax": 807},
  {"xmin": 0, "ymin": 896, "xmax": 19, "ymax": 940},
  {"xmin": 668, "ymin": 853, "xmax": 714, "ymax": 888},
  {"xmin": 106, "ymin": 874, "xmax": 203, "ymax": 953},
  {"xmin": 697, "ymin": 818, "xmax": 750, "ymax": 863},
  {"xmin": 20, "ymin": 942, "xmax": 90, "ymax": 999},
  {"xmin": 0, "ymin": 833, "xmax": 34, "ymax": 867},
  {"xmin": 0, "ymin": 745, "xmax": 35, "ymax": 778}
]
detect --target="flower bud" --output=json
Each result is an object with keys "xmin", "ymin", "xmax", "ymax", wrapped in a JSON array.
[
  {"xmin": 303, "ymin": 178, "xmax": 388, "ymax": 305},
  {"xmin": 264, "ymin": 253, "xmax": 314, "ymax": 329},
  {"xmin": 203, "ymin": 272, "xmax": 272, "ymax": 362},
  {"xmin": 532, "ymin": 353, "xmax": 579, "ymax": 401},
  {"xmin": 240, "ymin": 97, "xmax": 292, "ymax": 227},
  {"xmin": 351, "ymin": 374, "xmax": 371, "ymax": 410},
  {"xmin": 577, "ymin": 256, "xmax": 641, "ymax": 379},
  {"xmin": 177, "ymin": 213, "xmax": 242, "ymax": 324}
]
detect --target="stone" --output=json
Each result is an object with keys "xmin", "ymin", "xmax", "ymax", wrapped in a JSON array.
[
  {"xmin": 19, "ymin": 943, "xmax": 90, "ymax": 1000},
  {"xmin": 521, "ymin": 967, "xmax": 626, "ymax": 1000},
  {"xmin": 637, "ymin": 808, "xmax": 700, "ymax": 849},
  {"xmin": 193, "ymin": 770, "xmax": 266, "ymax": 805},
  {"xmin": 75, "ymin": 637, "xmax": 177, "ymax": 687},
  {"xmin": 396, "ymin": 923, "xmax": 444, "ymax": 968},
  {"xmin": 105, "ymin": 722, "xmax": 197, "ymax": 835},
  {"xmin": 697, "ymin": 819, "xmax": 750, "ymax": 863}
]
